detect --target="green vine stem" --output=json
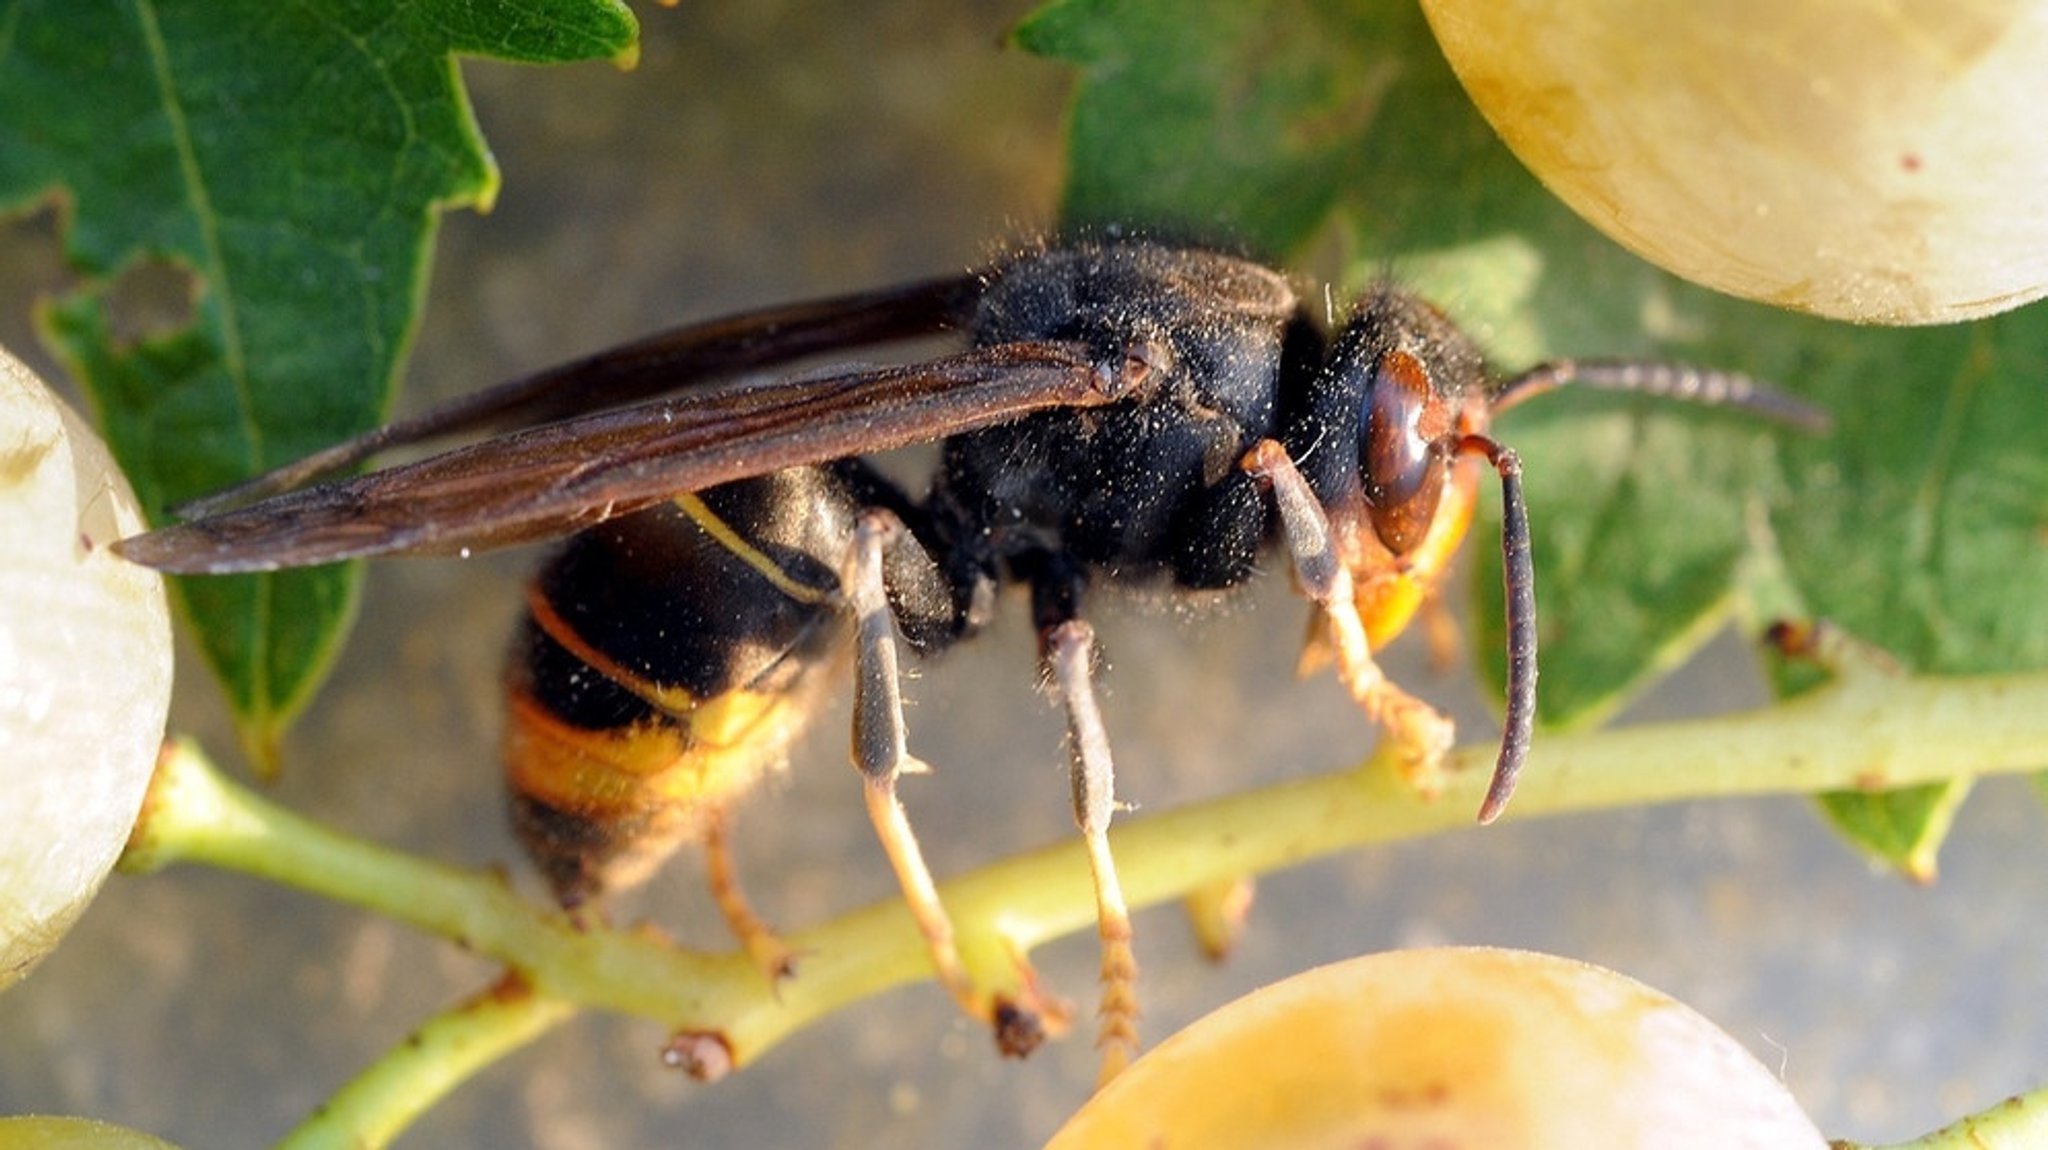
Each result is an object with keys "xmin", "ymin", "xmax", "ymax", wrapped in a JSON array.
[
  {"xmin": 1832, "ymin": 1083, "xmax": 2048, "ymax": 1150},
  {"xmin": 123, "ymin": 642, "xmax": 2048, "ymax": 1144},
  {"xmin": 280, "ymin": 977, "xmax": 575, "ymax": 1150}
]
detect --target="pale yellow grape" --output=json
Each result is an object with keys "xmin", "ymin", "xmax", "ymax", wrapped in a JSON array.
[
  {"xmin": 1422, "ymin": 0, "xmax": 2048, "ymax": 324},
  {"xmin": 1045, "ymin": 947, "xmax": 1825, "ymax": 1150},
  {"xmin": 0, "ymin": 347, "xmax": 172, "ymax": 990}
]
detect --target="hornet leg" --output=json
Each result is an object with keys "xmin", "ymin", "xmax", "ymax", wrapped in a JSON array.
[
  {"xmin": 1242, "ymin": 439, "xmax": 1459, "ymax": 790},
  {"xmin": 1044, "ymin": 618, "xmax": 1141, "ymax": 1084},
  {"xmin": 845, "ymin": 510, "xmax": 1055, "ymax": 1057},
  {"xmin": 700, "ymin": 804, "xmax": 798, "ymax": 986}
]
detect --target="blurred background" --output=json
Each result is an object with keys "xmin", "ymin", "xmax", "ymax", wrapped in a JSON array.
[{"xmin": 3, "ymin": 4, "xmax": 2045, "ymax": 1147}]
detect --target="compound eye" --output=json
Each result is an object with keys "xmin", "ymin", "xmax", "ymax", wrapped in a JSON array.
[{"xmin": 1360, "ymin": 350, "xmax": 1445, "ymax": 555}]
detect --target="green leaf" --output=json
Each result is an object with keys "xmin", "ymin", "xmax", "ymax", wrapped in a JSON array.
[
  {"xmin": 1768, "ymin": 315, "xmax": 2048, "ymax": 677},
  {"xmin": 0, "ymin": 0, "xmax": 636, "ymax": 767},
  {"xmin": 1020, "ymin": 0, "xmax": 2048, "ymax": 868},
  {"xmin": 1013, "ymin": 0, "xmax": 1398, "ymax": 255},
  {"xmin": 1815, "ymin": 781, "xmax": 1973, "ymax": 884}
]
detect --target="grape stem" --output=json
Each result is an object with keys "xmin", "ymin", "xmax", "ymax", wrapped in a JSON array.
[
  {"xmin": 279, "ymin": 976, "xmax": 574, "ymax": 1150},
  {"xmin": 1829, "ymin": 1082, "xmax": 2048, "ymax": 1150},
  {"xmin": 121, "ymin": 641, "xmax": 2048, "ymax": 1149}
]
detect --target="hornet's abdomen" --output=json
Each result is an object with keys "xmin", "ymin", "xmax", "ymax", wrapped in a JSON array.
[{"xmin": 503, "ymin": 470, "xmax": 857, "ymax": 909}]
